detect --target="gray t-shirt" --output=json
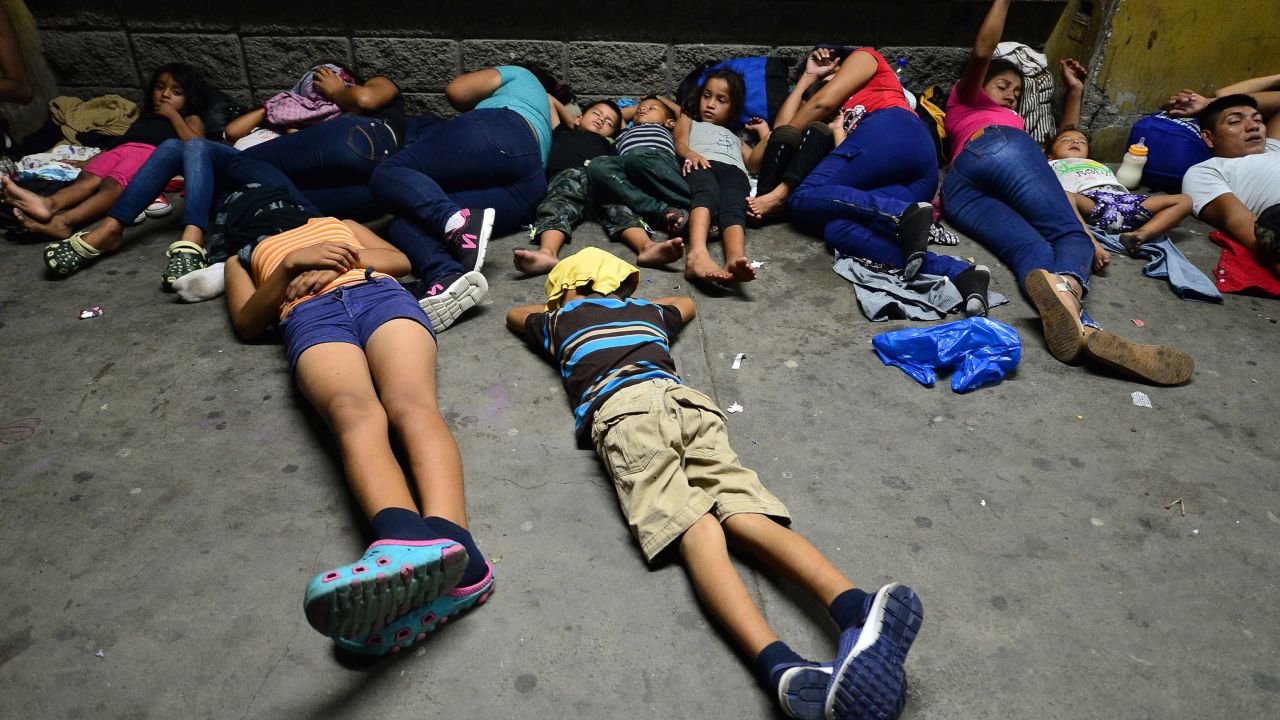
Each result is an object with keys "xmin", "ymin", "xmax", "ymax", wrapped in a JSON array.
[
  {"xmin": 688, "ymin": 121, "xmax": 747, "ymax": 173},
  {"xmin": 1183, "ymin": 138, "xmax": 1280, "ymax": 216}
]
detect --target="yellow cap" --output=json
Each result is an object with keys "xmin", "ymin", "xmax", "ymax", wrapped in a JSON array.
[{"xmin": 1128, "ymin": 137, "xmax": 1148, "ymax": 156}]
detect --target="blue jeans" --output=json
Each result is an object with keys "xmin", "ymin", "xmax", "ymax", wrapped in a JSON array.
[
  {"xmin": 227, "ymin": 116, "xmax": 397, "ymax": 220},
  {"xmin": 371, "ymin": 108, "xmax": 546, "ymax": 281},
  {"xmin": 788, "ymin": 108, "xmax": 967, "ymax": 280},
  {"xmin": 106, "ymin": 138, "xmax": 238, "ymax": 231},
  {"xmin": 941, "ymin": 125, "xmax": 1093, "ymax": 293}
]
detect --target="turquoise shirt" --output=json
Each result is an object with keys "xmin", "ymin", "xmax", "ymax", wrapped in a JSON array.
[{"xmin": 475, "ymin": 65, "xmax": 553, "ymax": 167}]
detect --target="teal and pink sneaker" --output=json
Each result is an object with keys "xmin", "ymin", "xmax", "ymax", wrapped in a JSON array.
[
  {"xmin": 303, "ymin": 539, "xmax": 468, "ymax": 640},
  {"xmin": 336, "ymin": 562, "xmax": 495, "ymax": 655}
]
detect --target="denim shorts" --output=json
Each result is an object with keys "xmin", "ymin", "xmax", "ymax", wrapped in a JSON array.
[{"xmin": 281, "ymin": 277, "xmax": 435, "ymax": 370}]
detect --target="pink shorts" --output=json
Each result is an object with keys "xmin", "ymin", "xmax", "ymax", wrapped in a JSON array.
[{"xmin": 81, "ymin": 142, "xmax": 156, "ymax": 188}]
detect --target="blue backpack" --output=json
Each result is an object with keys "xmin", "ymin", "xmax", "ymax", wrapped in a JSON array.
[{"xmin": 1126, "ymin": 112, "xmax": 1212, "ymax": 193}]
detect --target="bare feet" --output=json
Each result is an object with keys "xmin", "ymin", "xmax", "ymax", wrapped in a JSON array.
[
  {"xmin": 2, "ymin": 176, "xmax": 56, "ymax": 223},
  {"xmin": 746, "ymin": 187, "xmax": 788, "ymax": 221},
  {"xmin": 512, "ymin": 247, "xmax": 559, "ymax": 275},
  {"xmin": 14, "ymin": 208, "xmax": 74, "ymax": 239},
  {"xmin": 685, "ymin": 248, "xmax": 733, "ymax": 282},
  {"xmin": 724, "ymin": 256, "xmax": 757, "ymax": 282},
  {"xmin": 636, "ymin": 237, "xmax": 684, "ymax": 267}
]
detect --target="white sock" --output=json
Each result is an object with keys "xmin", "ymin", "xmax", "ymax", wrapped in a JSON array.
[
  {"xmin": 444, "ymin": 210, "xmax": 467, "ymax": 233},
  {"xmin": 173, "ymin": 262, "xmax": 226, "ymax": 303}
]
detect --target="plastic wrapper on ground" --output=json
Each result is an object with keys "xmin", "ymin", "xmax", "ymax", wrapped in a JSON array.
[{"xmin": 871, "ymin": 316, "xmax": 1022, "ymax": 392}]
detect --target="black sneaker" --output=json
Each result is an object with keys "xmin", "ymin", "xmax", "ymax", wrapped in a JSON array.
[
  {"xmin": 444, "ymin": 208, "xmax": 495, "ymax": 273},
  {"xmin": 897, "ymin": 201, "xmax": 933, "ymax": 280},
  {"xmin": 954, "ymin": 264, "xmax": 991, "ymax": 317},
  {"xmin": 412, "ymin": 271, "xmax": 488, "ymax": 332}
]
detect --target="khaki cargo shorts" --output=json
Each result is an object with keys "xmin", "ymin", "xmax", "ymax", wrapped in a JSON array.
[{"xmin": 589, "ymin": 379, "xmax": 790, "ymax": 561}]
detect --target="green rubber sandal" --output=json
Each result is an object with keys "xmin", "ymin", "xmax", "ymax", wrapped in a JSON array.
[
  {"xmin": 44, "ymin": 232, "xmax": 101, "ymax": 277},
  {"xmin": 162, "ymin": 240, "xmax": 208, "ymax": 290}
]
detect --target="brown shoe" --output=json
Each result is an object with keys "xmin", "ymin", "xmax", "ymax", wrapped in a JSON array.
[
  {"xmin": 1025, "ymin": 269, "xmax": 1085, "ymax": 362},
  {"xmin": 1084, "ymin": 330, "xmax": 1195, "ymax": 385}
]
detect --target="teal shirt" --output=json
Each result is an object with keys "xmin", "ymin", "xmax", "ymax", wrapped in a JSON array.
[{"xmin": 475, "ymin": 65, "xmax": 553, "ymax": 167}]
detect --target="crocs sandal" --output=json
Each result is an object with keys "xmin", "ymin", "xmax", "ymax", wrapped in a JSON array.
[
  {"xmin": 1025, "ymin": 269, "xmax": 1085, "ymax": 363},
  {"xmin": 44, "ymin": 232, "xmax": 101, "ymax": 276},
  {"xmin": 663, "ymin": 207, "xmax": 689, "ymax": 236},
  {"xmin": 303, "ymin": 539, "xmax": 468, "ymax": 640},
  {"xmin": 162, "ymin": 240, "xmax": 209, "ymax": 290},
  {"xmin": 336, "ymin": 562, "xmax": 495, "ymax": 656}
]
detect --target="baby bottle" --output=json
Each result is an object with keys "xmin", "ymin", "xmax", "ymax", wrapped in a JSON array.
[{"xmin": 1115, "ymin": 137, "xmax": 1148, "ymax": 190}]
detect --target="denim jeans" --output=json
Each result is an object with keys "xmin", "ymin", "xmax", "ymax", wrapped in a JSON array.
[
  {"xmin": 372, "ymin": 108, "xmax": 546, "ymax": 281},
  {"xmin": 227, "ymin": 115, "xmax": 398, "ymax": 220},
  {"xmin": 106, "ymin": 138, "xmax": 238, "ymax": 231},
  {"xmin": 789, "ymin": 108, "xmax": 966, "ymax": 280},
  {"xmin": 941, "ymin": 124, "xmax": 1093, "ymax": 293}
]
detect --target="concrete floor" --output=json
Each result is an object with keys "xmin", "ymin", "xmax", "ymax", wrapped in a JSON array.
[{"xmin": 0, "ymin": 203, "xmax": 1277, "ymax": 720}]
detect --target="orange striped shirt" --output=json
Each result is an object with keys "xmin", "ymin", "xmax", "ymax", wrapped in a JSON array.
[{"xmin": 250, "ymin": 217, "xmax": 389, "ymax": 319}]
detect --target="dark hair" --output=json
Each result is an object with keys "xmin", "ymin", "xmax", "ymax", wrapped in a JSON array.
[
  {"xmin": 581, "ymin": 99, "xmax": 624, "ymax": 137},
  {"xmin": 1199, "ymin": 93, "xmax": 1260, "ymax": 130},
  {"xmin": 681, "ymin": 68, "xmax": 745, "ymax": 124},
  {"xmin": 525, "ymin": 64, "xmax": 576, "ymax": 105},
  {"xmin": 1045, "ymin": 123, "xmax": 1091, "ymax": 153},
  {"xmin": 638, "ymin": 95, "xmax": 675, "ymax": 122},
  {"xmin": 146, "ymin": 62, "xmax": 211, "ymax": 118},
  {"xmin": 983, "ymin": 58, "xmax": 1024, "ymax": 87}
]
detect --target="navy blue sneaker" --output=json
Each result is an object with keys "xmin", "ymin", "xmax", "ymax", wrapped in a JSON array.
[
  {"xmin": 445, "ymin": 207, "xmax": 495, "ymax": 273},
  {"xmin": 777, "ymin": 662, "xmax": 833, "ymax": 719},
  {"xmin": 826, "ymin": 583, "xmax": 923, "ymax": 720}
]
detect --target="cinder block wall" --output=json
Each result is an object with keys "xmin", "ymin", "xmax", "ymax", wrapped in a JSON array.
[{"xmin": 33, "ymin": 0, "xmax": 1066, "ymax": 118}]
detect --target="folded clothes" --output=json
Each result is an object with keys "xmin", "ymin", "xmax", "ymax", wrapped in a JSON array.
[
  {"xmin": 1091, "ymin": 227, "xmax": 1222, "ymax": 303},
  {"xmin": 17, "ymin": 145, "xmax": 101, "ymax": 181},
  {"xmin": 833, "ymin": 253, "xmax": 1007, "ymax": 322}
]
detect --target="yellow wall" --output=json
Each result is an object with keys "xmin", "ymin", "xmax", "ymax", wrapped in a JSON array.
[{"xmin": 1047, "ymin": 0, "xmax": 1280, "ymax": 159}]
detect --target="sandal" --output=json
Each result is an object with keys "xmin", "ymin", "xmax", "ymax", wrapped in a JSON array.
[
  {"xmin": 44, "ymin": 231, "xmax": 101, "ymax": 276},
  {"xmin": 162, "ymin": 240, "xmax": 208, "ymax": 290},
  {"xmin": 1025, "ymin": 269, "xmax": 1085, "ymax": 363},
  {"xmin": 662, "ymin": 207, "xmax": 689, "ymax": 236},
  {"xmin": 336, "ymin": 563, "xmax": 494, "ymax": 656},
  {"xmin": 1084, "ymin": 330, "xmax": 1195, "ymax": 386}
]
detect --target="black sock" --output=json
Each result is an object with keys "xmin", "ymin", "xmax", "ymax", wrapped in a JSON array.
[
  {"xmin": 829, "ymin": 588, "xmax": 873, "ymax": 631},
  {"xmin": 370, "ymin": 507, "xmax": 435, "ymax": 541},
  {"xmin": 754, "ymin": 640, "xmax": 809, "ymax": 694},
  {"xmin": 424, "ymin": 516, "xmax": 488, "ymax": 586}
]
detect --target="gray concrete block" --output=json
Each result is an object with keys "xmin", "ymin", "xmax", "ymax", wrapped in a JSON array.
[
  {"xmin": 241, "ymin": 37, "xmax": 353, "ymax": 94},
  {"xmin": 131, "ymin": 34, "xmax": 248, "ymax": 92},
  {"xmin": 54, "ymin": 86, "xmax": 145, "ymax": 105},
  {"xmin": 673, "ymin": 44, "xmax": 771, "ymax": 77},
  {"xmin": 353, "ymin": 39, "xmax": 458, "ymax": 93},
  {"xmin": 41, "ymin": 31, "xmax": 138, "ymax": 87},
  {"xmin": 121, "ymin": 4, "xmax": 237, "ymax": 32},
  {"xmin": 460, "ymin": 40, "xmax": 564, "ymax": 76},
  {"xmin": 566, "ymin": 42, "xmax": 668, "ymax": 95},
  {"xmin": 30, "ymin": 0, "xmax": 119, "ymax": 29},
  {"xmin": 403, "ymin": 93, "xmax": 458, "ymax": 119},
  {"xmin": 877, "ymin": 46, "xmax": 969, "ymax": 91}
]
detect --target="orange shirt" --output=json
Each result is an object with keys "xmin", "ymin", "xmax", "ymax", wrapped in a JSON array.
[{"xmin": 250, "ymin": 217, "xmax": 388, "ymax": 319}]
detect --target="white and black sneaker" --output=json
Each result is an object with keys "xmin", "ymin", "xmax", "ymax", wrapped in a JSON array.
[
  {"xmin": 444, "ymin": 208, "xmax": 495, "ymax": 273},
  {"xmin": 414, "ymin": 271, "xmax": 488, "ymax": 332},
  {"xmin": 897, "ymin": 201, "xmax": 933, "ymax": 280}
]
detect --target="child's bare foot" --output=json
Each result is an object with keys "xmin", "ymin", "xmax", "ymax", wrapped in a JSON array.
[
  {"xmin": 636, "ymin": 237, "xmax": 684, "ymax": 267},
  {"xmin": 685, "ymin": 248, "xmax": 733, "ymax": 282},
  {"xmin": 14, "ymin": 208, "xmax": 73, "ymax": 239},
  {"xmin": 724, "ymin": 256, "xmax": 757, "ymax": 282},
  {"xmin": 512, "ymin": 247, "xmax": 559, "ymax": 275},
  {"xmin": 1120, "ymin": 232, "xmax": 1146, "ymax": 255},
  {"xmin": 2, "ymin": 176, "xmax": 56, "ymax": 223}
]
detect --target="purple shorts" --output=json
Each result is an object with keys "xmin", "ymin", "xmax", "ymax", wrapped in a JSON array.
[{"xmin": 282, "ymin": 277, "xmax": 435, "ymax": 370}]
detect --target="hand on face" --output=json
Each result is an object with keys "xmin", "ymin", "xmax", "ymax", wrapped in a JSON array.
[{"xmin": 312, "ymin": 67, "xmax": 347, "ymax": 99}]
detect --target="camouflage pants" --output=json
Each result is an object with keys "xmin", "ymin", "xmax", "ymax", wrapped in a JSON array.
[{"xmin": 532, "ymin": 166, "xmax": 646, "ymax": 242}]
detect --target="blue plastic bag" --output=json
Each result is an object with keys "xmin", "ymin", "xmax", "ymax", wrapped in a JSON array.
[{"xmin": 871, "ymin": 317, "xmax": 1022, "ymax": 392}]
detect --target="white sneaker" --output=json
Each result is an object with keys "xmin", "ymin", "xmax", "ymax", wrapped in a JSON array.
[
  {"xmin": 416, "ymin": 270, "xmax": 488, "ymax": 332},
  {"xmin": 145, "ymin": 195, "xmax": 172, "ymax": 218}
]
